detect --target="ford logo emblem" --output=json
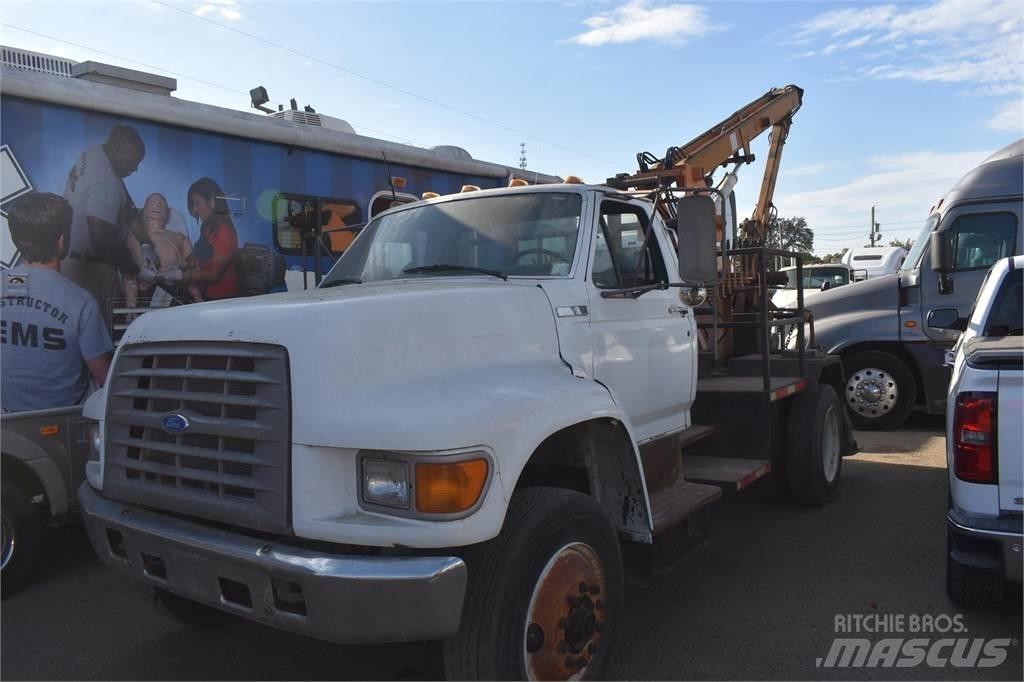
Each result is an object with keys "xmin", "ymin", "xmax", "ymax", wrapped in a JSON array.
[{"xmin": 161, "ymin": 414, "xmax": 190, "ymax": 434}]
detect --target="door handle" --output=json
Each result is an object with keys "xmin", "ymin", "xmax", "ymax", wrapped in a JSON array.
[{"xmin": 668, "ymin": 305, "xmax": 689, "ymax": 317}]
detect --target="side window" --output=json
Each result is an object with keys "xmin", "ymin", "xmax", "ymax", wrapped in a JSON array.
[
  {"xmin": 983, "ymin": 269, "xmax": 1022, "ymax": 336},
  {"xmin": 273, "ymin": 194, "xmax": 361, "ymax": 255},
  {"xmin": 949, "ymin": 213, "xmax": 1017, "ymax": 271},
  {"xmin": 591, "ymin": 202, "xmax": 667, "ymax": 289},
  {"xmin": 369, "ymin": 191, "xmax": 417, "ymax": 219}
]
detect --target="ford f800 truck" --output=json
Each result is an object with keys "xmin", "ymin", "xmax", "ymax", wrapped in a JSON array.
[
  {"xmin": 806, "ymin": 140, "xmax": 1023, "ymax": 430},
  {"xmin": 932, "ymin": 255, "xmax": 1023, "ymax": 606},
  {"xmin": 76, "ymin": 181, "xmax": 857, "ymax": 679}
]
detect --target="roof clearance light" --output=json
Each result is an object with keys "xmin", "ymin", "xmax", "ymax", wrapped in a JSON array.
[
  {"xmin": 391, "ymin": 176, "xmax": 407, "ymax": 189},
  {"xmin": 508, "ymin": 178, "xmax": 529, "ymax": 187},
  {"xmin": 422, "ymin": 191, "xmax": 440, "ymax": 199},
  {"xmin": 564, "ymin": 175, "xmax": 584, "ymax": 184},
  {"xmin": 460, "ymin": 185, "xmax": 481, "ymax": 193}
]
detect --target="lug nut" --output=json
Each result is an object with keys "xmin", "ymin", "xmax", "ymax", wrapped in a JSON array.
[
  {"xmin": 557, "ymin": 641, "xmax": 568, "ymax": 654},
  {"xmin": 566, "ymin": 594, "xmax": 578, "ymax": 607},
  {"xmin": 579, "ymin": 582, "xmax": 589, "ymax": 593},
  {"xmin": 589, "ymin": 584, "xmax": 601, "ymax": 595}
]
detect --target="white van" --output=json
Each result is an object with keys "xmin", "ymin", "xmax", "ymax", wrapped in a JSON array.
[{"xmin": 842, "ymin": 246, "xmax": 908, "ymax": 280}]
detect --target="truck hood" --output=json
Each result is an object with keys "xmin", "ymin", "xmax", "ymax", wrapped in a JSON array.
[
  {"xmin": 117, "ymin": 278, "xmax": 566, "ymax": 445},
  {"xmin": 805, "ymin": 273, "xmax": 899, "ymax": 320}
]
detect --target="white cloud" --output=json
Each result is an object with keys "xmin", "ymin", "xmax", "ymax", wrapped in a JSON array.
[
  {"xmin": 194, "ymin": 0, "xmax": 243, "ymax": 22},
  {"xmin": 987, "ymin": 100, "xmax": 1023, "ymax": 133},
  {"xmin": 567, "ymin": 1, "xmax": 720, "ymax": 47},
  {"xmin": 777, "ymin": 150, "xmax": 990, "ymax": 246},
  {"xmin": 784, "ymin": 163, "xmax": 829, "ymax": 178}
]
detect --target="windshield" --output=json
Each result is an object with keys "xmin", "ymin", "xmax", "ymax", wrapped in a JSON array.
[
  {"xmin": 321, "ymin": 192, "xmax": 583, "ymax": 285},
  {"xmin": 782, "ymin": 267, "xmax": 849, "ymax": 289},
  {"xmin": 900, "ymin": 214, "xmax": 939, "ymax": 272}
]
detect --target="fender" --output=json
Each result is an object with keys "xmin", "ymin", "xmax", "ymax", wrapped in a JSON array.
[
  {"xmin": 1, "ymin": 427, "xmax": 70, "ymax": 517},
  {"xmin": 814, "ymin": 308, "xmax": 902, "ymax": 355},
  {"xmin": 289, "ymin": 360, "xmax": 651, "ymax": 548}
]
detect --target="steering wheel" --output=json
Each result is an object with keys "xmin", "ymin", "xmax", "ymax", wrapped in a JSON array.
[{"xmin": 514, "ymin": 248, "xmax": 570, "ymax": 265}]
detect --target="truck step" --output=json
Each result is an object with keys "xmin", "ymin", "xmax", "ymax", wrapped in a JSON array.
[
  {"xmin": 682, "ymin": 455, "xmax": 771, "ymax": 492},
  {"xmin": 649, "ymin": 477, "xmax": 721, "ymax": 536},
  {"xmin": 679, "ymin": 424, "xmax": 714, "ymax": 449}
]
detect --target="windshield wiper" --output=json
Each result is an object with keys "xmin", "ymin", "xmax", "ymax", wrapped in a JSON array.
[
  {"xmin": 402, "ymin": 264, "xmax": 509, "ymax": 281},
  {"xmin": 320, "ymin": 277, "xmax": 362, "ymax": 288}
]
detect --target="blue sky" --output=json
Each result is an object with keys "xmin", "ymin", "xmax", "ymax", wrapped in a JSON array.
[{"xmin": 2, "ymin": 0, "xmax": 1021, "ymax": 253}]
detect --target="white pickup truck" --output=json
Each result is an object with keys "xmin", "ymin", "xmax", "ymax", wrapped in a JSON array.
[
  {"xmin": 78, "ymin": 184, "xmax": 856, "ymax": 679},
  {"xmin": 930, "ymin": 255, "xmax": 1023, "ymax": 605}
]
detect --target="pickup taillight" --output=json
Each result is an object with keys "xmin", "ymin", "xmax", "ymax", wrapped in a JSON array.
[{"xmin": 953, "ymin": 392, "xmax": 997, "ymax": 483}]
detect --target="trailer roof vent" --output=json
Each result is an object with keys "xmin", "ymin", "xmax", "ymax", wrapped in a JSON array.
[
  {"xmin": 271, "ymin": 109, "xmax": 356, "ymax": 135},
  {"xmin": 1, "ymin": 45, "xmax": 75, "ymax": 78},
  {"xmin": 431, "ymin": 145, "xmax": 474, "ymax": 161},
  {"xmin": 71, "ymin": 61, "xmax": 176, "ymax": 96}
]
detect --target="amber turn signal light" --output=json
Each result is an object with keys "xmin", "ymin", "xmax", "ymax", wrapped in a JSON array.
[{"xmin": 415, "ymin": 458, "xmax": 489, "ymax": 514}]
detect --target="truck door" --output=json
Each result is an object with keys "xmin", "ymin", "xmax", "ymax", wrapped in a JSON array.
[
  {"xmin": 587, "ymin": 200, "xmax": 695, "ymax": 442},
  {"xmin": 922, "ymin": 206, "xmax": 1019, "ymax": 343}
]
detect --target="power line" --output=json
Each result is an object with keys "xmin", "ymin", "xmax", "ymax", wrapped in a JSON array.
[
  {"xmin": 151, "ymin": 0, "xmax": 621, "ymax": 169},
  {"xmin": 0, "ymin": 23, "xmax": 422, "ymax": 146}
]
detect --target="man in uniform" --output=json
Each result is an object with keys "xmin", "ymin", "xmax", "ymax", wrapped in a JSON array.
[
  {"xmin": 62, "ymin": 125, "xmax": 154, "ymax": 325},
  {"xmin": 1, "ymin": 192, "xmax": 113, "ymax": 412}
]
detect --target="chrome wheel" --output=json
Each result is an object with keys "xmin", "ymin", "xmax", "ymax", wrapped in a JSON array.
[
  {"xmin": 1, "ymin": 510, "xmax": 13, "ymax": 571},
  {"xmin": 821, "ymin": 405, "xmax": 840, "ymax": 483},
  {"xmin": 523, "ymin": 542, "xmax": 606, "ymax": 681},
  {"xmin": 846, "ymin": 367, "xmax": 898, "ymax": 419}
]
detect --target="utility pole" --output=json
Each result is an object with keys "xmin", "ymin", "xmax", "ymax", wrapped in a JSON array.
[
  {"xmin": 519, "ymin": 143, "xmax": 527, "ymax": 170},
  {"xmin": 869, "ymin": 205, "xmax": 877, "ymax": 246}
]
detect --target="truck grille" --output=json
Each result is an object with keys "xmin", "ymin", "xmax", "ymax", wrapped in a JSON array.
[{"xmin": 103, "ymin": 342, "xmax": 291, "ymax": 534}]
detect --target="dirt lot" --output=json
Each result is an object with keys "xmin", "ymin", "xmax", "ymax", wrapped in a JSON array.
[{"xmin": 2, "ymin": 414, "xmax": 1021, "ymax": 680}]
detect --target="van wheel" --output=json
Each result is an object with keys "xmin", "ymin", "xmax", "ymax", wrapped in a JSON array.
[
  {"xmin": 444, "ymin": 487, "xmax": 622, "ymax": 681},
  {"xmin": 843, "ymin": 351, "xmax": 916, "ymax": 430},
  {"xmin": 1, "ymin": 481, "xmax": 42, "ymax": 597},
  {"xmin": 786, "ymin": 384, "xmax": 842, "ymax": 506},
  {"xmin": 946, "ymin": 531, "xmax": 1005, "ymax": 606}
]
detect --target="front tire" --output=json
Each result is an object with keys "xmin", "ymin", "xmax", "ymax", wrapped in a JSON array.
[
  {"xmin": 1, "ymin": 481, "xmax": 42, "ymax": 597},
  {"xmin": 843, "ymin": 351, "xmax": 916, "ymax": 430},
  {"xmin": 786, "ymin": 384, "xmax": 843, "ymax": 506},
  {"xmin": 444, "ymin": 487, "xmax": 623, "ymax": 680}
]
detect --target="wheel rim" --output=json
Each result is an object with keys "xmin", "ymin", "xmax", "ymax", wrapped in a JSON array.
[
  {"xmin": 523, "ymin": 542, "xmax": 606, "ymax": 681},
  {"xmin": 1, "ymin": 510, "xmax": 13, "ymax": 571},
  {"xmin": 846, "ymin": 367, "xmax": 898, "ymax": 419},
  {"xmin": 821, "ymin": 405, "xmax": 840, "ymax": 483}
]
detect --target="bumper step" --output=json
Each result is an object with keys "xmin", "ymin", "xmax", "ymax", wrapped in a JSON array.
[{"xmin": 649, "ymin": 477, "xmax": 721, "ymax": 536}]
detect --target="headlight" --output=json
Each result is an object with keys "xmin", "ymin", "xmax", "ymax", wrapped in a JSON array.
[
  {"xmin": 87, "ymin": 421, "xmax": 102, "ymax": 462},
  {"xmin": 680, "ymin": 286, "xmax": 707, "ymax": 307},
  {"xmin": 361, "ymin": 458, "xmax": 410, "ymax": 509}
]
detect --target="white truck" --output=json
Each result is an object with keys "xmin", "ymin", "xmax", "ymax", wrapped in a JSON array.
[
  {"xmin": 931, "ymin": 255, "xmax": 1023, "ymax": 605},
  {"xmin": 76, "ymin": 88, "xmax": 860, "ymax": 679}
]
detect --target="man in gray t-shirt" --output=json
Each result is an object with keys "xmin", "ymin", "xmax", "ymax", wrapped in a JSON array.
[{"xmin": 2, "ymin": 193, "xmax": 113, "ymax": 413}]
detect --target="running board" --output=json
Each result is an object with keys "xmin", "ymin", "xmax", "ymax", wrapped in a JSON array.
[
  {"xmin": 682, "ymin": 456, "xmax": 771, "ymax": 492},
  {"xmin": 649, "ymin": 477, "xmax": 721, "ymax": 536}
]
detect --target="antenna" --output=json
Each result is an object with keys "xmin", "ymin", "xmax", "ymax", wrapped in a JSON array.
[
  {"xmin": 519, "ymin": 143, "xmax": 527, "ymax": 170},
  {"xmin": 382, "ymin": 152, "xmax": 398, "ymax": 202}
]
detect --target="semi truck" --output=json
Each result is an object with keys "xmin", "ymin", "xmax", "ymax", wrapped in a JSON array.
[
  {"xmin": 806, "ymin": 140, "xmax": 1023, "ymax": 429},
  {"xmin": 74, "ymin": 84, "xmax": 860, "ymax": 679}
]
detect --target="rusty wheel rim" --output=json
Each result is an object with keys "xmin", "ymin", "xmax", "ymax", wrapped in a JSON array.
[{"xmin": 523, "ymin": 542, "xmax": 606, "ymax": 681}]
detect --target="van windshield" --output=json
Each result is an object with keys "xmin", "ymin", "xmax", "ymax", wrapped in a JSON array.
[
  {"xmin": 321, "ymin": 192, "xmax": 583, "ymax": 285},
  {"xmin": 782, "ymin": 267, "xmax": 849, "ymax": 289},
  {"xmin": 901, "ymin": 214, "xmax": 939, "ymax": 272}
]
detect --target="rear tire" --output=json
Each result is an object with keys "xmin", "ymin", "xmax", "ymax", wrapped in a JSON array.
[
  {"xmin": 843, "ymin": 351, "xmax": 916, "ymax": 430},
  {"xmin": 786, "ymin": 384, "xmax": 843, "ymax": 506},
  {"xmin": 946, "ymin": 531, "xmax": 1005, "ymax": 606},
  {"xmin": 1, "ymin": 481, "xmax": 42, "ymax": 597},
  {"xmin": 444, "ymin": 487, "xmax": 622, "ymax": 681},
  {"xmin": 152, "ymin": 588, "xmax": 237, "ymax": 627}
]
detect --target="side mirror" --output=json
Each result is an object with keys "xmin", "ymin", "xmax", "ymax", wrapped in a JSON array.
[
  {"xmin": 927, "ymin": 308, "xmax": 967, "ymax": 332},
  {"xmin": 676, "ymin": 195, "xmax": 717, "ymax": 283},
  {"xmin": 820, "ymin": 281, "xmax": 832, "ymax": 292},
  {"xmin": 929, "ymin": 231, "xmax": 951, "ymax": 272}
]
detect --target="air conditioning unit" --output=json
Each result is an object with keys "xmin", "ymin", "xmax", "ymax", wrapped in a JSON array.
[
  {"xmin": 272, "ymin": 109, "xmax": 355, "ymax": 135},
  {"xmin": 1, "ymin": 45, "xmax": 75, "ymax": 78}
]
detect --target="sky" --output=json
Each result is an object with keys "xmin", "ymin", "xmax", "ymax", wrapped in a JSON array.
[{"xmin": 1, "ymin": 0, "xmax": 1021, "ymax": 254}]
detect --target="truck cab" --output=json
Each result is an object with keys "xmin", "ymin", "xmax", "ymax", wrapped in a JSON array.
[{"xmin": 808, "ymin": 140, "xmax": 1023, "ymax": 429}]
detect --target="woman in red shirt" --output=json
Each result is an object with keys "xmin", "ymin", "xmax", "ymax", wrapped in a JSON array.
[{"xmin": 181, "ymin": 177, "xmax": 239, "ymax": 300}]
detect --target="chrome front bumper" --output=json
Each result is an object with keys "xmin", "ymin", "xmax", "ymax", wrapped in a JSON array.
[
  {"xmin": 948, "ymin": 509, "xmax": 1023, "ymax": 582},
  {"xmin": 79, "ymin": 483, "xmax": 467, "ymax": 643}
]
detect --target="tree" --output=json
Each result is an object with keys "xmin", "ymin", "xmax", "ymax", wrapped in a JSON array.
[
  {"xmin": 770, "ymin": 216, "xmax": 814, "ymax": 254},
  {"xmin": 889, "ymin": 238, "xmax": 913, "ymax": 251},
  {"xmin": 818, "ymin": 249, "xmax": 848, "ymax": 264}
]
